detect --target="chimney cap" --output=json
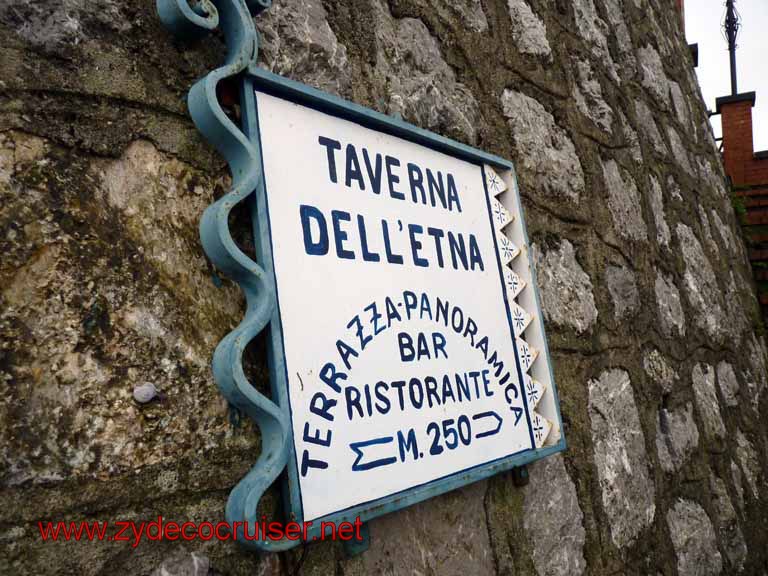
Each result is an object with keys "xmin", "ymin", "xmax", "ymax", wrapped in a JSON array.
[{"xmin": 716, "ymin": 91, "xmax": 756, "ymax": 113}]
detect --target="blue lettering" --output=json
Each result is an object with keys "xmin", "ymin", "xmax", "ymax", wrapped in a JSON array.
[
  {"xmin": 408, "ymin": 378, "xmax": 424, "ymax": 409},
  {"xmin": 435, "ymin": 297, "xmax": 450, "ymax": 326},
  {"xmin": 365, "ymin": 301, "xmax": 385, "ymax": 335},
  {"xmin": 303, "ymin": 422, "xmax": 331, "ymax": 447},
  {"xmin": 432, "ymin": 331, "xmax": 447, "ymax": 358},
  {"xmin": 447, "ymin": 173, "xmax": 462, "ymax": 212},
  {"xmin": 357, "ymin": 214, "xmax": 380, "ymax": 262},
  {"xmin": 347, "ymin": 314, "xmax": 372, "ymax": 351},
  {"xmin": 408, "ymin": 224, "xmax": 428, "ymax": 267},
  {"xmin": 301, "ymin": 450, "xmax": 328, "ymax": 477},
  {"xmin": 345, "ymin": 143, "xmax": 365, "ymax": 190},
  {"xmin": 426, "ymin": 169, "xmax": 445, "ymax": 209},
  {"xmin": 398, "ymin": 332, "xmax": 415, "ymax": 362},
  {"xmin": 385, "ymin": 296, "xmax": 402, "ymax": 326},
  {"xmin": 386, "ymin": 156, "xmax": 404, "ymax": 200},
  {"xmin": 469, "ymin": 234, "xmax": 484, "ymax": 271},
  {"xmin": 455, "ymin": 373, "xmax": 470, "ymax": 402},
  {"xmin": 427, "ymin": 227, "xmax": 445, "ymax": 267},
  {"xmin": 403, "ymin": 290, "xmax": 418, "ymax": 320},
  {"xmin": 336, "ymin": 338, "xmax": 359, "ymax": 370},
  {"xmin": 407, "ymin": 163, "xmax": 426, "ymax": 204},
  {"xmin": 442, "ymin": 375, "xmax": 456, "ymax": 403},
  {"xmin": 419, "ymin": 293, "xmax": 433, "ymax": 320},
  {"xmin": 363, "ymin": 148, "xmax": 383, "ymax": 194},
  {"xmin": 397, "ymin": 428, "xmax": 418, "ymax": 462},
  {"xmin": 382, "ymin": 219, "xmax": 404, "ymax": 264},
  {"xmin": 346, "ymin": 386, "xmax": 364, "ymax": 420},
  {"xmin": 331, "ymin": 210, "xmax": 355, "ymax": 260},
  {"xmin": 374, "ymin": 381, "xmax": 391, "ymax": 414},
  {"xmin": 309, "ymin": 392, "xmax": 336, "ymax": 422},
  {"xmin": 424, "ymin": 376, "xmax": 440, "ymax": 408},
  {"xmin": 482, "ymin": 369, "xmax": 493, "ymax": 397},
  {"xmin": 320, "ymin": 362, "xmax": 346, "ymax": 394},
  {"xmin": 318, "ymin": 136, "xmax": 341, "ymax": 183},
  {"xmin": 448, "ymin": 231, "xmax": 468, "ymax": 270},
  {"xmin": 300, "ymin": 204, "xmax": 328, "ymax": 256}
]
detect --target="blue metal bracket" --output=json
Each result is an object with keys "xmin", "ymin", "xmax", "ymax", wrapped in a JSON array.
[{"xmin": 157, "ymin": 0, "xmax": 300, "ymax": 553}]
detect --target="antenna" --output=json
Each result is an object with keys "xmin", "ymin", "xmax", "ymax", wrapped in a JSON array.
[{"xmin": 722, "ymin": 0, "xmax": 741, "ymax": 95}]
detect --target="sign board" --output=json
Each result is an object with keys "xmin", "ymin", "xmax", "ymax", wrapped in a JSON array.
[
  {"xmin": 156, "ymin": 0, "xmax": 565, "ymax": 552},
  {"xmin": 249, "ymin": 74, "xmax": 564, "ymax": 526}
]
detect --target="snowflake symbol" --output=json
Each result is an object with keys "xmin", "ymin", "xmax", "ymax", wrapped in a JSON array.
[
  {"xmin": 499, "ymin": 236, "xmax": 515, "ymax": 260},
  {"xmin": 506, "ymin": 274, "xmax": 519, "ymax": 294},
  {"xmin": 526, "ymin": 379, "xmax": 539, "ymax": 404},
  {"xmin": 513, "ymin": 308, "xmax": 527, "ymax": 332},
  {"xmin": 493, "ymin": 202, "xmax": 506, "ymax": 225},
  {"xmin": 519, "ymin": 344, "xmax": 532, "ymax": 368},
  {"xmin": 533, "ymin": 416, "xmax": 544, "ymax": 442},
  {"xmin": 487, "ymin": 171, "xmax": 503, "ymax": 194}
]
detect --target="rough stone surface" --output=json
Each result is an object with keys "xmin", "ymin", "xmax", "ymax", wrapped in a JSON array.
[
  {"xmin": 501, "ymin": 90, "xmax": 585, "ymax": 203},
  {"xmin": 572, "ymin": 0, "xmax": 618, "ymax": 82},
  {"xmin": 677, "ymin": 224, "xmax": 728, "ymax": 343},
  {"xmin": 434, "ymin": 0, "xmax": 488, "ymax": 33},
  {"xmin": 667, "ymin": 500, "xmax": 723, "ymax": 576},
  {"xmin": 532, "ymin": 240, "xmax": 597, "ymax": 334},
  {"xmin": 523, "ymin": 454, "xmax": 586, "ymax": 576},
  {"xmin": 605, "ymin": 264, "xmax": 639, "ymax": 320},
  {"xmin": 507, "ymin": 0, "xmax": 550, "ymax": 59},
  {"xmin": 698, "ymin": 205, "xmax": 719, "ymax": 256},
  {"xmin": 344, "ymin": 482, "xmax": 495, "ymax": 576},
  {"xmin": 601, "ymin": 0, "xmax": 635, "ymax": 76},
  {"xmin": 638, "ymin": 45, "xmax": 670, "ymax": 108},
  {"xmin": 667, "ymin": 126, "xmax": 695, "ymax": 176},
  {"xmin": 709, "ymin": 473, "xmax": 747, "ymax": 572},
  {"xmin": 745, "ymin": 333, "xmax": 768, "ymax": 410},
  {"xmin": 2, "ymin": 0, "xmax": 768, "ymax": 574},
  {"xmin": 635, "ymin": 99, "xmax": 666, "ymax": 154},
  {"xmin": 573, "ymin": 60, "xmax": 612, "ymax": 132},
  {"xmin": 644, "ymin": 348, "xmax": 679, "ymax": 394},
  {"xmin": 731, "ymin": 460, "xmax": 746, "ymax": 510},
  {"xmin": 588, "ymin": 369, "xmax": 655, "ymax": 549},
  {"xmin": 371, "ymin": 0, "xmax": 482, "ymax": 144},
  {"xmin": 655, "ymin": 272, "xmax": 686, "ymax": 338},
  {"xmin": 735, "ymin": 430, "xmax": 761, "ymax": 499},
  {"xmin": 710, "ymin": 209, "xmax": 736, "ymax": 254},
  {"xmin": 619, "ymin": 110, "xmax": 643, "ymax": 162},
  {"xmin": 258, "ymin": 0, "xmax": 352, "ymax": 96},
  {"xmin": 648, "ymin": 175, "xmax": 671, "ymax": 247},
  {"xmin": 669, "ymin": 81, "xmax": 691, "ymax": 128},
  {"xmin": 151, "ymin": 551, "xmax": 210, "ymax": 576},
  {"xmin": 716, "ymin": 361, "xmax": 741, "ymax": 408},
  {"xmin": 655, "ymin": 403, "xmax": 699, "ymax": 472},
  {"xmin": 602, "ymin": 158, "xmax": 647, "ymax": 242},
  {"xmin": 692, "ymin": 363, "xmax": 726, "ymax": 442},
  {"xmin": 667, "ymin": 174, "xmax": 683, "ymax": 201}
]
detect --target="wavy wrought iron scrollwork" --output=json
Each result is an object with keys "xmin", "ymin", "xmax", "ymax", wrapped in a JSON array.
[{"xmin": 157, "ymin": 0, "xmax": 297, "ymax": 552}]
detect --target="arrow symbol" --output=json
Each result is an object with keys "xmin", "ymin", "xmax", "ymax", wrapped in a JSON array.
[
  {"xmin": 350, "ymin": 436, "xmax": 397, "ymax": 471},
  {"xmin": 473, "ymin": 411, "xmax": 503, "ymax": 439}
]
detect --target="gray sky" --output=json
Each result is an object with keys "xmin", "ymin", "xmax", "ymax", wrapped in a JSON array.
[{"xmin": 685, "ymin": 0, "xmax": 768, "ymax": 151}]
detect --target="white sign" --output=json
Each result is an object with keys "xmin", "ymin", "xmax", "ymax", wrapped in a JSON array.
[{"xmin": 256, "ymin": 91, "xmax": 557, "ymax": 522}]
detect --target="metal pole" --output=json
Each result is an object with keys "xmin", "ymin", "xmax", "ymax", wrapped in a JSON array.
[{"xmin": 724, "ymin": 0, "xmax": 740, "ymax": 95}]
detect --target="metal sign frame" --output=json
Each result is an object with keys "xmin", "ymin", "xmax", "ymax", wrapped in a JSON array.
[{"xmin": 158, "ymin": 0, "xmax": 565, "ymax": 554}]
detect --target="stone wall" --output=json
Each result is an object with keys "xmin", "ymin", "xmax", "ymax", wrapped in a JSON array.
[{"xmin": 1, "ymin": 0, "xmax": 766, "ymax": 574}]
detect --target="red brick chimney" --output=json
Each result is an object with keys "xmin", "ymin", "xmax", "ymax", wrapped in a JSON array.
[{"xmin": 717, "ymin": 93, "xmax": 768, "ymax": 187}]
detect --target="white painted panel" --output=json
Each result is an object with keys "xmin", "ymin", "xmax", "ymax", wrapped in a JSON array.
[{"xmin": 256, "ymin": 91, "xmax": 537, "ymax": 521}]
